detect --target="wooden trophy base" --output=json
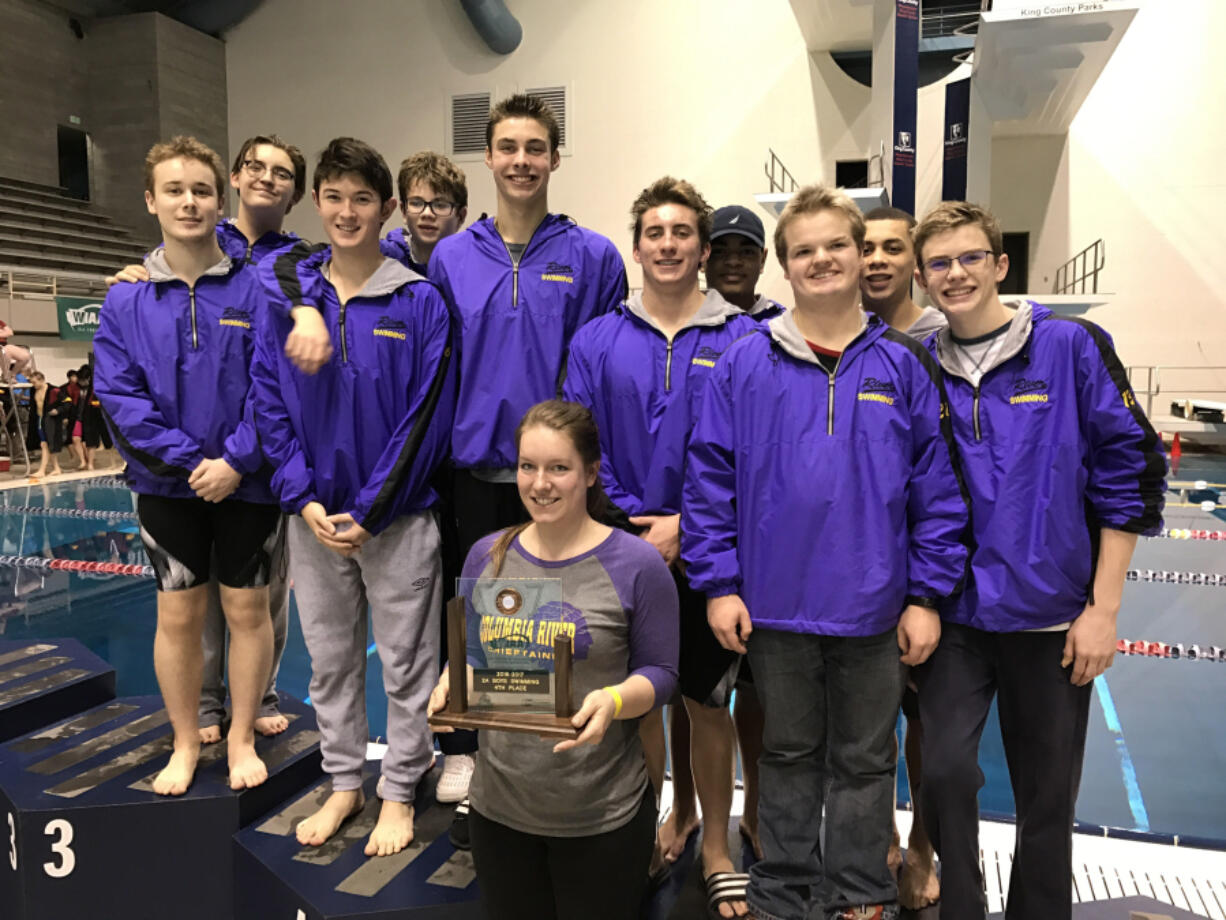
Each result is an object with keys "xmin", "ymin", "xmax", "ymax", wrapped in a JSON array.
[{"xmin": 429, "ymin": 709, "xmax": 579, "ymax": 740}]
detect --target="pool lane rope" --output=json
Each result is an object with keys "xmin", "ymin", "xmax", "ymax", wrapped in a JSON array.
[
  {"xmin": 1126, "ymin": 568, "xmax": 1226, "ymax": 584},
  {"xmin": 0, "ymin": 505, "xmax": 136, "ymax": 522},
  {"xmin": 1154, "ymin": 527, "xmax": 1226, "ymax": 541},
  {"xmin": 0, "ymin": 553, "xmax": 153, "ymax": 578},
  {"xmin": 1115, "ymin": 640, "xmax": 1225, "ymax": 662}
]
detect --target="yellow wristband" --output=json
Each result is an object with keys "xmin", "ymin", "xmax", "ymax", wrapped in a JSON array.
[{"xmin": 602, "ymin": 685, "xmax": 623, "ymax": 719}]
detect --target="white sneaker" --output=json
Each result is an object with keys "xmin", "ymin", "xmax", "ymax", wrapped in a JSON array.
[{"xmin": 436, "ymin": 753, "xmax": 475, "ymax": 803}]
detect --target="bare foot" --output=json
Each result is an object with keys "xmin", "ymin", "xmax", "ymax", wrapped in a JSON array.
[
  {"xmin": 255, "ymin": 713, "xmax": 289, "ymax": 736},
  {"xmin": 297, "ymin": 789, "xmax": 364, "ymax": 846},
  {"xmin": 152, "ymin": 746, "xmax": 199, "ymax": 796},
  {"xmin": 364, "ymin": 800, "xmax": 414, "ymax": 856},
  {"xmin": 899, "ymin": 850, "xmax": 941, "ymax": 909},
  {"xmin": 738, "ymin": 820, "xmax": 764, "ymax": 862},
  {"xmin": 198, "ymin": 724, "xmax": 222, "ymax": 744},
  {"xmin": 227, "ymin": 740, "xmax": 268, "ymax": 790},
  {"xmin": 50, "ymin": 467, "xmax": 62, "ymax": 476},
  {"xmin": 657, "ymin": 808, "xmax": 700, "ymax": 863},
  {"xmin": 888, "ymin": 822, "xmax": 903, "ymax": 873}
]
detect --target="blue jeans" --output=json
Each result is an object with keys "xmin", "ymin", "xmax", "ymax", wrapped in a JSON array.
[{"xmin": 746, "ymin": 627, "xmax": 904, "ymax": 920}]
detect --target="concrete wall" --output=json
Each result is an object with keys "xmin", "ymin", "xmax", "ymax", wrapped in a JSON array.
[
  {"xmin": 0, "ymin": 1, "xmax": 93, "ymax": 187},
  {"xmin": 0, "ymin": 3, "xmax": 227, "ymax": 242}
]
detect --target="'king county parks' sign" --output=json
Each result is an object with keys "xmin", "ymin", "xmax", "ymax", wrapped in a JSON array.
[{"xmin": 56, "ymin": 296, "xmax": 103, "ymax": 341}]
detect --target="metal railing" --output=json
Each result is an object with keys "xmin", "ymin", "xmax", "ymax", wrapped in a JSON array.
[
  {"xmin": 1126, "ymin": 365, "xmax": 1226, "ymax": 420},
  {"xmin": 1053, "ymin": 239, "xmax": 1105, "ymax": 294},
  {"xmin": 923, "ymin": 2, "xmax": 986, "ymax": 38},
  {"xmin": 1, "ymin": 264, "xmax": 107, "ymax": 301},
  {"xmin": 764, "ymin": 148, "xmax": 798, "ymax": 196}
]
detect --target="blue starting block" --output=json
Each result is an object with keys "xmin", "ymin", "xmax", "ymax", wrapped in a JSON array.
[
  {"xmin": 0, "ymin": 639, "xmax": 115, "ymax": 743},
  {"xmin": 234, "ymin": 760, "xmax": 482, "ymax": 919},
  {"xmin": 0, "ymin": 692, "xmax": 322, "ymax": 920}
]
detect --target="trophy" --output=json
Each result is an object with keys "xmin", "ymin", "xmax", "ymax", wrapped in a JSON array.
[{"xmin": 428, "ymin": 577, "xmax": 579, "ymax": 739}]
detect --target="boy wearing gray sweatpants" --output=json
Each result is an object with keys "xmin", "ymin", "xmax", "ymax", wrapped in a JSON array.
[
  {"xmin": 249, "ymin": 137, "xmax": 457, "ymax": 857},
  {"xmin": 286, "ymin": 513, "xmax": 442, "ymax": 803}
]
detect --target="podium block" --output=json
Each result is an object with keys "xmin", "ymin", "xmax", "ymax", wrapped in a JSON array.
[
  {"xmin": 234, "ymin": 761, "xmax": 481, "ymax": 919},
  {"xmin": 0, "ymin": 692, "xmax": 322, "ymax": 920},
  {"xmin": 0, "ymin": 639, "xmax": 116, "ymax": 743}
]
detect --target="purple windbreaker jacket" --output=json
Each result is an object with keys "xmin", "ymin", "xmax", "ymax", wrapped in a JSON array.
[
  {"xmin": 563, "ymin": 290, "xmax": 757, "ymax": 517},
  {"xmin": 93, "ymin": 250, "xmax": 272, "ymax": 503},
  {"xmin": 428, "ymin": 214, "xmax": 627, "ymax": 469},
  {"xmin": 929, "ymin": 301, "xmax": 1166, "ymax": 631},
  {"xmin": 683, "ymin": 310, "xmax": 971, "ymax": 636},
  {"xmin": 251, "ymin": 250, "xmax": 456, "ymax": 534}
]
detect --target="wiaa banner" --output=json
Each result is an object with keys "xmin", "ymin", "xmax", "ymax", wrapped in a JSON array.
[
  {"xmin": 943, "ymin": 78, "xmax": 971, "ymax": 201},
  {"xmin": 891, "ymin": 0, "xmax": 919, "ymax": 215},
  {"xmin": 56, "ymin": 296, "xmax": 103, "ymax": 341}
]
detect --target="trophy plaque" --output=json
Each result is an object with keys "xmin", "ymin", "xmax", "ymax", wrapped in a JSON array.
[{"xmin": 428, "ymin": 578, "xmax": 579, "ymax": 739}]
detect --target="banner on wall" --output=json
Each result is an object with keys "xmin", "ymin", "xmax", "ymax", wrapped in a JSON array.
[
  {"xmin": 891, "ymin": 0, "xmax": 920, "ymax": 215},
  {"xmin": 56, "ymin": 296, "xmax": 103, "ymax": 341},
  {"xmin": 943, "ymin": 78, "xmax": 971, "ymax": 201}
]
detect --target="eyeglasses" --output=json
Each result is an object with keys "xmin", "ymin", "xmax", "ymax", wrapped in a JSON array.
[
  {"xmin": 241, "ymin": 159, "xmax": 295, "ymax": 184},
  {"xmin": 405, "ymin": 197, "xmax": 456, "ymax": 216},
  {"xmin": 922, "ymin": 249, "xmax": 993, "ymax": 274}
]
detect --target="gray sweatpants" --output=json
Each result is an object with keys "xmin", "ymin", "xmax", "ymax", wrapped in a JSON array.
[
  {"xmin": 199, "ymin": 517, "xmax": 290, "ymax": 726},
  {"xmin": 287, "ymin": 511, "xmax": 441, "ymax": 804}
]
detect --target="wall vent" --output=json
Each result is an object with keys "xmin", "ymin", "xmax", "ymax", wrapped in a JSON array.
[
  {"xmin": 524, "ymin": 85, "xmax": 570, "ymax": 154},
  {"xmin": 449, "ymin": 92, "xmax": 492, "ymax": 157}
]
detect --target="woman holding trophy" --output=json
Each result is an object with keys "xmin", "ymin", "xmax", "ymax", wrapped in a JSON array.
[{"xmin": 427, "ymin": 399, "xmax": 679, "ymax": 920}]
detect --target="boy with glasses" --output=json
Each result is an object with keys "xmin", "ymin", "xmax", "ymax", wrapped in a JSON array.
[
  {"xmin": 382, "ymin": 151, "xmax": 469, "ymax": 275},
  {"xmin": 912, "ymin": 201, "xmax": 1165, "ymax": 920}
]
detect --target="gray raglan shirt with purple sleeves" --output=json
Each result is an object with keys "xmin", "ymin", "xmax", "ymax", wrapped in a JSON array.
[{"xmin": 462, "ymin": 527, "xmax": 679, "ymax": 837}]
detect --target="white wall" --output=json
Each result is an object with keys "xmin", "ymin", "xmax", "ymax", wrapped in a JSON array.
[
  {"xmin": 990, "ymin": 0, "xmax": 1226, "ymax": 372},
  {"xmin": 225, "ymin": 0, "xmax": 841, "ymax": 307},
  {"xmin": 226, "ymin": 0, "xmax": 1225, "ymax": 371}
]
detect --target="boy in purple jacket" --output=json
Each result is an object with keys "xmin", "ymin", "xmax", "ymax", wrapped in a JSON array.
[
  {"xmin": 912, "ymin": 201, "xmax": 1165, "ymax": 920},
  {"xmin": 564, "ymin": 177, "xmax": 757, "ymax": 916},
  {"xmin": 94, "ymin": 136, "xmax": 280, "ymax": 797},
  {"xmin": 683, "ymin": 185, "xmax": 970, "ymax": 920},
  {"xmin": 251, "ymin": 138, "xmax": 455, "ymax": 858}
]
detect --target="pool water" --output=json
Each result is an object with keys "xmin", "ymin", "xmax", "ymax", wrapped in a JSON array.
[{"xmin": 2, "ymin": 465, "xmax": 1224, "ymax": 844}]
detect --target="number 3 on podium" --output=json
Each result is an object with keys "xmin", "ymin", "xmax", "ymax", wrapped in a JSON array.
[
  {"xmin": 5, "ymin": 814, "xmax": 76, "ymax": 877},
  {"xmin": 43, "ymin": 819, "xmax": 75, "ymax": 878}
]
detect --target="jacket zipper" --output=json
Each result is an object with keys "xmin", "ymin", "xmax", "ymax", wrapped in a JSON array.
[
  {"xmin": 973, "ymin": 383, "xmax": 981, "ymax": 440},
  {"xmin": 825, "ymin": 353, "xmax": 844, "ymax": 435},
  {"xmin": 338, "ymin": 301, "xmax": 349, "ymax": 363},
  {"xmin": 497, "ymin": 219, "xmax": 549, "ymax": 309},
  {"xmin": 665, "ymin": 341, "xmax": 674, "ymax": 391},
  {"xmin": 189, "ymin": 287, "xmax": 198, "ymax": 349}
]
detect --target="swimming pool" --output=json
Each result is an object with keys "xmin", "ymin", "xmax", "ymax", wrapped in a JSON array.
[{"xmin": 2, "ymin": 465, "xmax": 1223, "ymax": 845}]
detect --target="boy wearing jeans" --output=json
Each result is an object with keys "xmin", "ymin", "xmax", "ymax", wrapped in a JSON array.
[
  {"xmin": 912, "ymin": 201, "xmax": 1165, "ymax": 919},
  {"xmin": 683, "ymin": 185, "xmax": 969, "ymax": 920}
]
